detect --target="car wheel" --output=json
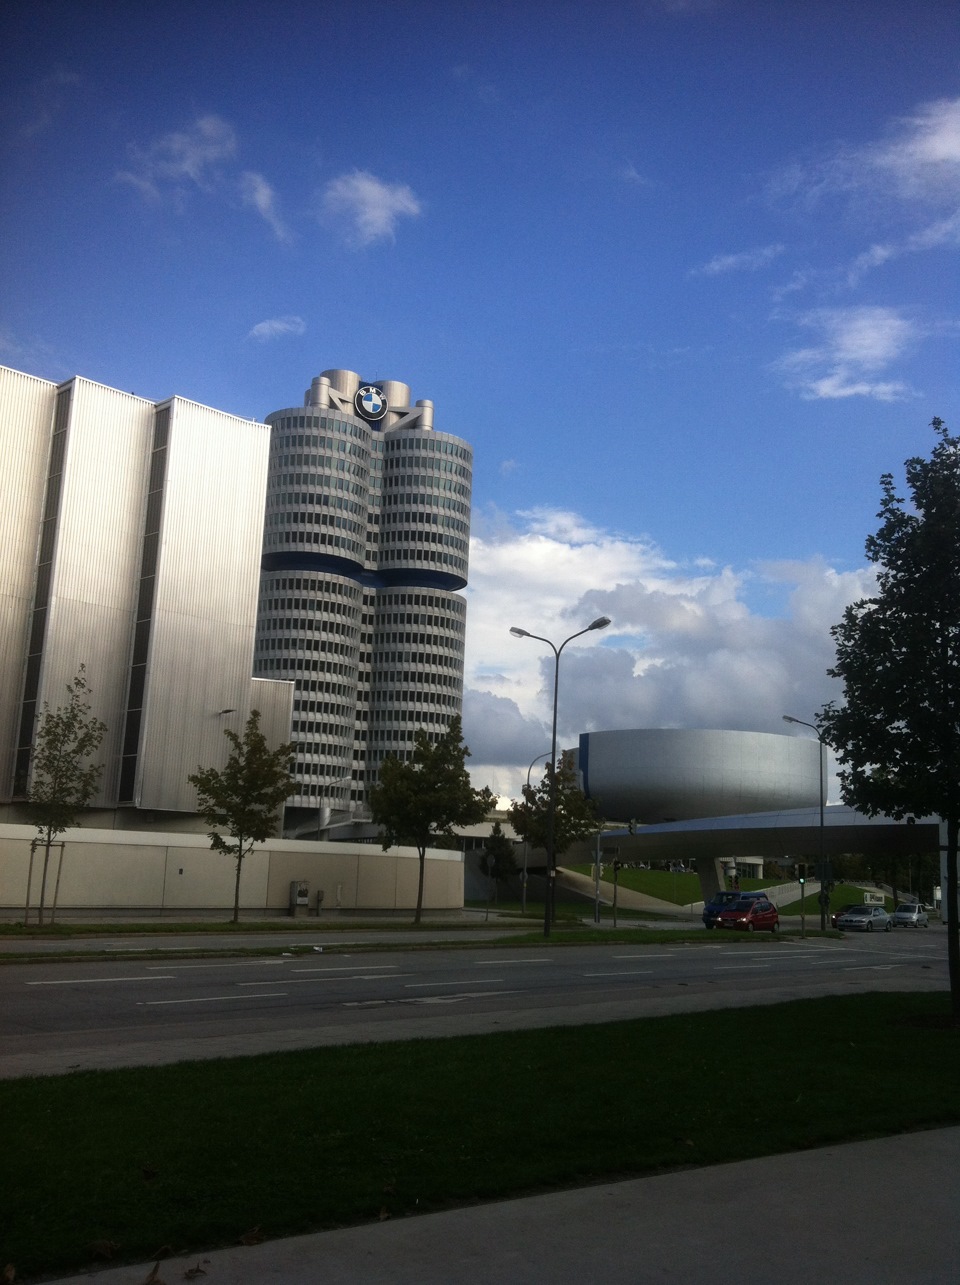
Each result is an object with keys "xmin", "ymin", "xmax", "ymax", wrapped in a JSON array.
[
  {"xmin": 771, "ymin": 922, "xmax": 779, "ymax": 933},
  {"xmin": 867, "ymin": 921, "xmax": 874, "ymax": 931},
  {"xmin": 747, "ymin": 923, "xmax": 755, "ymax": 932},
  {"xmin": 884, "ymin": 921, "xmax": 892, "ymax": 932}
]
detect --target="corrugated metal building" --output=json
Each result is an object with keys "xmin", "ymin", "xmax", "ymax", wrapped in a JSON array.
[{"xmin": 0, "ymin": 365, "xmax": 293, "ymax": 822}]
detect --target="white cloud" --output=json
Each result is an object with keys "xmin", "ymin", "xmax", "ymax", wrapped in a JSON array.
[
  {"xmin": 117, "ymin": 115, "xmax": 238, "ymax": 199},
  {"xmin": 462, "ymin": 510, "xmax": 873, "ymax": 798},
  {"xmin": 868, "ymin": 97, "xmax": 960, "ymax": 203},
  {"xmin": 692, "ymin": 244, "xmax": 785, "ymax": 276},
  {"xmin": 846, "ymin": 210, "xmax": 960, "ymax": 285},
  {"xmin": 247, "ymin": 316, "xmax": 306, "ymax": 341},
  {"xmin": 775, "ymin": 305, "xmax": 920, "ymax": 401},
  {"xmin": 321, "ymin": 170, "xmax": 422, "ymax": 247},
  {"xmin": 239, "ymin": 171, "xmax": 291, "ymax": 243},
  {"xmin": 771, "ymin": 96, "xmax": 960, "ymax": 207},
  {"xmin": 619, "ymin": 162, "xmax": 657, "ymax": 187}
]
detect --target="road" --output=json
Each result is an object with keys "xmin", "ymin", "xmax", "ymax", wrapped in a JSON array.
[{"xmin": 0, "ymin": 929, "xmax": 947, "ymax": 1079}]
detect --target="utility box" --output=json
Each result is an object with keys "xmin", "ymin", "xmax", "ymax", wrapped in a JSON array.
[{"xmin": 289, "ymin": 880, "xmax": 309, "ymax": 917}]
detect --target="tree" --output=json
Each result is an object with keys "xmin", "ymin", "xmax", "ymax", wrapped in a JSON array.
[
  {"xmin": 188, "ymin": 710, "xmax": 295, "ymax": 923},
  {"xmin": 818, "ymin": 418, "xmax": 960, "ymax": 1021},
  {"xmin": 479, "ymin": 820, "xmax": 518, "ymax": 917},
  {"xmin": 26, "ymin": 666, "xmax": 107, "ymax": 925},
  {"xmin": 507, "ymin": 757, "xmax": 600, "ymax": 861},
  {"xmin": 507, "ymin": 757, "xmax": 600, "ymax": 926},
  {"xmin": 369, "ymin": 717, "xmax": 494, "ymax": 924}
]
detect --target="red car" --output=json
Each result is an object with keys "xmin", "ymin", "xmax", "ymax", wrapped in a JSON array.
[{"xmin": 716, "ymin": 897, "xmax": 780, "ymax": 933}]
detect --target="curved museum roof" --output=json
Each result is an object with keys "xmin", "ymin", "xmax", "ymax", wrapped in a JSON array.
[{"xmin": 577, "ymin": 728, "xmax": 822, "ymax": 823}]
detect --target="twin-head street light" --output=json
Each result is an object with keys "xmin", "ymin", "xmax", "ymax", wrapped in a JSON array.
[
  {"xmin": 782, "ymin": 714, "xmax": 827, "ymax": 931},
  {"xmin": 510, "ymin": 615, "xmax": 611, "ymax": 937}
]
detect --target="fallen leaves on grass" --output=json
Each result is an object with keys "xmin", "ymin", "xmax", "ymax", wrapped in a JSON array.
[
  {"xmin": 3, "ymin": 1264, "xmax": 15, "ymax": 1283},
  {"xmin": 238, "ymin": 1226, "xmax": 264, "ymax": 1246},
  {"xmin": 141, "ymin": 1264, "xmax": 165, "ymax": 1284},
  {"xmin": 183, "ymin": 1266, "xmax": 207, "ymax": 1279}
]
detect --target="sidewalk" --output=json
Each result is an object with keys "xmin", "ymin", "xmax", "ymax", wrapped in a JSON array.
[{"xmin": 44, "ymin": 1126, "xmax": 960, "ymax": 1284}]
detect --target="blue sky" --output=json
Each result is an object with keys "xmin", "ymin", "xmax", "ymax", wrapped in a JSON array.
[{"xmin": 2, "ymin": 0, "xmax": 958, "ymax": 797}]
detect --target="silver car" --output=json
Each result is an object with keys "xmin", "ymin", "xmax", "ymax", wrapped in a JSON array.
[
  {"xmin": 891, "ymin": 902, "xmax": 930, "ymax": 928},
  {"xmin": 836, "ymin": 905, "xmax": 892, "ymax": 932}
]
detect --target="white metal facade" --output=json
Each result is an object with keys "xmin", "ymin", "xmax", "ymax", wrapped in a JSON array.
[{"xmin": 0, "ymin": 365, "xmax": 292, "ymax": 816}]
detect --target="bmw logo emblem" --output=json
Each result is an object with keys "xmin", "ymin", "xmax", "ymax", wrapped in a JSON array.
[{"xmin": 355, "ymin": 384, "xmax": 388, "ymax": 422}]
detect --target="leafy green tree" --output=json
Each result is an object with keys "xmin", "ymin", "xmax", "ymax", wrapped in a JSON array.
[
  {"xmin": 188, "ymin": 710, "xmax": 295, "ymax": 923},
  {"xmin": 507, "ymin": 757, "xmax": 600, "ymax": 928},
  {"xmin": 26, "ymin": 666, "xmax": 107, "ymax": 925},
  {"xmin": 507, "ymin": 757, "xmax": 600, "ymax": 860},
  {"xmin": 369, "ymin": 716, "xmax": 494, "ymax": 923},
  {"xmin": 818, "ymin": 418, "xmax": 960, "ymax": 1020},
  {"xmin": 479, "ymin": 820, "xmax": 518, "ymax": 916}
]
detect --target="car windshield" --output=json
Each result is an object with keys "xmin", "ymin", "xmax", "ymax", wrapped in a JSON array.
[
  {"xmin": 731, "ymin": 900, "xmax": 756, "ymax": 911},
  {"xmin": 844, "ymin": 906, "xmax": 869, "ymax": 915}
]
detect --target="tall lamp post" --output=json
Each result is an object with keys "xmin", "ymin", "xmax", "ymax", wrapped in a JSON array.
[
  {"xmin": 783, "ymin": 714, "xmax": 827, "ymax": 930},
  {"xmin": 521, "ymin": 751, "xmax": 550, "ymax": 916},
  {"xmin": 510, "ymin": 615, "xmax": 611, "ymax": 937}
]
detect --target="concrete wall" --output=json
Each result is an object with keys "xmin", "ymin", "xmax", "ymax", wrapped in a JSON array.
[{"xmin": 0, "ymin": 823, "xmax": 463, "ymax": 917}]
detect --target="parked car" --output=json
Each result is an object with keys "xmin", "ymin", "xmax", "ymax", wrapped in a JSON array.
[
  {"xmin": 703, "ymin": 890, "xmax": 763, "ymax": 929},
  {"xmin": 716, "ymin": 897, "xmax": 780, "ymax": 933},
  {"xmin": 836, "ymin": 905, "xmax": 892, "ymax": 932},
  {"xmin": 831, "ymin": 902, "xmax": 860, "ymax": 929},
  {"xmin": 891, "ymin": 902, "xmax": 930, "ymax": 928}
]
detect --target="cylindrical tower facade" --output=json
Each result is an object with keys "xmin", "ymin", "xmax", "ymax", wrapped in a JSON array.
[{"xmin": 254, "ymin": 370, "xmax": 472, "ymax": 823}]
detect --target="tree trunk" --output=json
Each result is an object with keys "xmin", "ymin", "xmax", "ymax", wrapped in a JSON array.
[
  {"xmin": 38, "ymin": 829, "xmax": 54, "ymax": 927},
  {"xmin": 233, "ymin": 840, "xmax": 243, "ymax": 924},
  {"xmin": 946, "ymin": 814, "xmax": 959, "ymax": 1025},
  {"xmin": 414, "ymin": 846, "xmax": 426, "ymax": 924}
]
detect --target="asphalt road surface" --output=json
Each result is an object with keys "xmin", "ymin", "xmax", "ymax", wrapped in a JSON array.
[{"xmin": 1, "ymin": 928, "xmax": 947, "ymax": 1079}]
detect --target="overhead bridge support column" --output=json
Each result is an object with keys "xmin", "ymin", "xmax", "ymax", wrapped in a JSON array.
[{"xmin": 695, "ymin": 854, "xmax": 726, "ymax": 902}]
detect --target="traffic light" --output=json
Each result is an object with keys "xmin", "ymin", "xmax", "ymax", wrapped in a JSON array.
[
  {"xmin": 628, "ymin": 819, "xmax": 636, "ymax": 834},
  {"xmin": 797, "ymin": 863, "xmax": 807, "ymax": 884}
]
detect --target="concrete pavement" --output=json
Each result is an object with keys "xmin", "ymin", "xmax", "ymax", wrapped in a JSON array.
[{"xmin": 42, "ymin": 1125, "xmax": 960, "ymax": 1284}]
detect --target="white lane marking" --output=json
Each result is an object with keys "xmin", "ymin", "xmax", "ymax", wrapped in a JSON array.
[
  {"xmin": 147, "ymin": 960, "xmax": 286, "ymax": 971},
  {"xmin": 713, "ymin": 964, "xmax": 771, "ymax": 971},
  {"xmin": 406, "ymin": 979, "xmax": 505, "ymax": 988},
  {"xmin": 584, "ymin": 970, "xmax": 654, "ymax": 977},
  {"xmin": 474, "ymin": 958, "xmax": 550, "ymax": 965},
  {"xmin": 239, "ymin": 974, "xmax": 412, "ymax": 986},
  {"xmin": 613, "ymin": 953, "xmax": 679, "ymax": 960},
  {"xmin": 139, "ymin": 993, "xmax": 288, "ymax": 1005},
  {"xmin": 28, "ymin": 975, "xmax": 175, "ymax": 985},
  {"xmin": 407, "ymin": 990, "xmax": 517, "ymax": 1005},
  {"xmin": 844, "ymin": 965, "xmax": 899, "ymax": 972},
  {"xmin": 291, "ymin": 965, "xmax": 398, "ymax": 974}
]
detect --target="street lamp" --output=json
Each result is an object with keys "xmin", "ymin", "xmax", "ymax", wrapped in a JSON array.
[
  {"xmin": 521, "ymin": 751, "xmax": 551, "ymax": 916},
  {"xmin": 783, "ymin": 714, "xmax": 827, "ymax": 930},
  {"xmin": 510, "ymin": 615, "xmax": 611, "ymax": 937}
]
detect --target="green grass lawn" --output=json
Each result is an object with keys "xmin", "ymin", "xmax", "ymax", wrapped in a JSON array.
[
  {"xmin": 2, "ymin": 991, "xmax": 957, "ymax": 1280},
  {"xmin": 567, "ymin": 866, "xmax": 784, "ymax": 905},
  {"xmin": 777, "ymin": 887, "xmax": 896, "ymax": 916}
]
